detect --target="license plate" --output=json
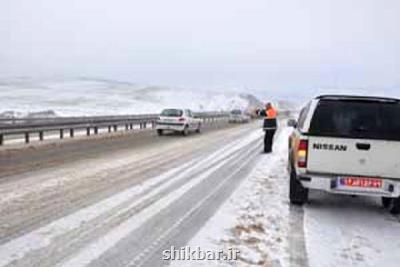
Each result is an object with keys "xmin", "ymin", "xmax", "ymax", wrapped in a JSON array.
[{"xmin": 338, "ymin": 177, "xmax": 382, "ymax": 188}]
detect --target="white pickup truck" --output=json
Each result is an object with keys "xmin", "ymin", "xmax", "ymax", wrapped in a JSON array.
[
  {"xmin": 288, "ymin": 95, "xmax": 400, "ymax": 214},
  {"xmin": 156, "ymin": 109, "xmax": 202, "ymax": 136}
]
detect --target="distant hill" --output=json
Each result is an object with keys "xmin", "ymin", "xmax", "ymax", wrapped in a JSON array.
[{"xmin": 0, "ymin": 77, "xmax": 263, "ymax": 117}]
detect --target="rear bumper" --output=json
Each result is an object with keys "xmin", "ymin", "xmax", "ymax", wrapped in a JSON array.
[
  {"xmin": 156, "ymin": 122, "xmax": 185, "ymax": 132},
  {"xmin": 298, "ymin": 173, "xmax": 400, "ymax": 198}
]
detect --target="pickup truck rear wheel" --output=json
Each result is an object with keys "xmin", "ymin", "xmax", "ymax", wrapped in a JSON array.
[
  {"xmin": 388, "ymin": 197, "xmax": 400, "ymax": 215},
  {"xmin": 157, "ymin": 129, "xmax": 163, "ymax": 136},
  {"xmin": 382, "ymin": 197, "xmax": 391, "ymax": 209},
  {"xmin": 289, "ymin": 169, "xmax": 309, "ymax": 205}
]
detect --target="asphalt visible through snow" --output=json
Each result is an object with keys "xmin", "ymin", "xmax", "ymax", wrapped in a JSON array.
[{"xmin": 0, "ymin": 120, "xmax": 270, "ymax": 267}]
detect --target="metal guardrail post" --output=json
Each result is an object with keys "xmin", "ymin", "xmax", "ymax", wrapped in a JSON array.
[
  {"xmin": 70, "ymin": 129, "xmax": 74, "ymax": 138},
  {"xmin": 25, "ymin": 133, "xmax": 30, "ymax": 144},
  {"xmin": 60, "ymin": 129, "xmax": 64, "ymax": 139},
  {"xmin": 86, "ymin": 128, "xmax": 90, "ymax": 136},
  {"xmin": 94, "ymin": 127, "xmax": 98, "ymax": 135},
  {"xmin": 0, "ymin": 134, "xmax": 3, "ymax": 146},
  {"xmin": 39, "ymin": 131, "xmax": 44, "ymax": 141},
  {"xmin": 113, "ymin": 125, "xmax": 117, "ymax": 132}
]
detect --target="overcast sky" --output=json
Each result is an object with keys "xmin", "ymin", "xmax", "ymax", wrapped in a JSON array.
[{"xmin": 0, "ymin": 0, "xmax": 399, "ymax": 96}]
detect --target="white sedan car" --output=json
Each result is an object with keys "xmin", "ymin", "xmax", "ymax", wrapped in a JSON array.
[{"xmin": 156, "ymin": 109, "xmax": 202, "ymax": 136}]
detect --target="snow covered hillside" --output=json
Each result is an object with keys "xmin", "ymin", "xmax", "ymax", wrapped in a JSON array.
[{"xmin": 0, "ymin": 77, "xmax": 263, "ymax": 117}]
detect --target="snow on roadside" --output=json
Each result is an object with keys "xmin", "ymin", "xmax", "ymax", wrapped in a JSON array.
[
  {"xmin": 305, "ymin": 189, "xmax": 400, "ymax": 267},
  {"xmin": 171, "ymin": 126, "xmax": 294, "ymax": 267}
]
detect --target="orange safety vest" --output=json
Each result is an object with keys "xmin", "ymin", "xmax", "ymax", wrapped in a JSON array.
[{"xmin": 266, "ymin": 107, "xmax": 277, "ymax": 119}]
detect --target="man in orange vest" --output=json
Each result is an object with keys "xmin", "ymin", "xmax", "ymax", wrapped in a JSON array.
[{"xmin": 258, "ymin": 103, "xmax": 278, "ymax": 153}]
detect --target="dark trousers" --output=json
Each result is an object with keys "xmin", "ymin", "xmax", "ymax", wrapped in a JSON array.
[
  {"xmin": 264, "ymin": 129, "xmax": 276, "ymax": 153},
  {"xmin": 263, "ymin": 118, "xmax": 277, "ymax": 153}
]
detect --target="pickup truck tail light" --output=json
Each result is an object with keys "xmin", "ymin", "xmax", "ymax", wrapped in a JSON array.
[{"xmin": 298, "ymin": 140, "xmax": 308, "ymax": 168}]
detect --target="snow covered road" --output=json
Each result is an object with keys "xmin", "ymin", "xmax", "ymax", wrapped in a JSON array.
[
  {"xmin": 305, "ymin": 191, "xmax": 400, "ymax": 267},
  {"xmin": 0, "ymin": 120, "xmax": 266, "ymax": 267}
]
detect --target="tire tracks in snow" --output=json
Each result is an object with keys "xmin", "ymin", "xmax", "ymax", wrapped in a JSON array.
[
  {"xmin": 0, "ymin": 125, "xmax": 253, "ymax": 244},
  {"xmin": 288, "ymin": 206, "xmax": 309, "ymax": 267},
  {"xmin": 124, "ymin": 138, "xmax": 263, "ymax": 267},
  {"xmin": 0, "ymin": 126, "xmax": 264, "ymax": 267}
]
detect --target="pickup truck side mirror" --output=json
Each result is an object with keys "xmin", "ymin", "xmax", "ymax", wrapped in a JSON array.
[{"xmin": 287, "ymin": 119, "xmax": 298, "ymax": 128}]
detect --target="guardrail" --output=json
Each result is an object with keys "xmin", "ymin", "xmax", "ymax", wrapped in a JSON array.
[{"xmin": 0, "ymin": 112, "xmax": 229, "ymax": 146}]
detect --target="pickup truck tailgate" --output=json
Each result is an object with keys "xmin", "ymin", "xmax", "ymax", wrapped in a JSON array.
[{"xmin": 307, "ymin": 136, "xmax": 400, "ymax": 179}]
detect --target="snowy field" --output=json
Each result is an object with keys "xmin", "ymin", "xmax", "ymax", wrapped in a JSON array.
[
  {"xmin": 174, "ymin": 126, "xmax": 400, "ymax": 267},
  {"xmin": 0, "ymin": 78, "xmax": 262, "ymax": 117}
]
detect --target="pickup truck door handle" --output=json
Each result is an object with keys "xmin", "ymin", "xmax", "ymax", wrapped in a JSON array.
[{"xmin": 356, "ymin": 143, "xmax": 371, "ymax": 151}]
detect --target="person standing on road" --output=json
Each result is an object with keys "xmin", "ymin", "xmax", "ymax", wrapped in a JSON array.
[{"xmin": 258, "ymin": 103, "xmax": 278, "ymax": 153}]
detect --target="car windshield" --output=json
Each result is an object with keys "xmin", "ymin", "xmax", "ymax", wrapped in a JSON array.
[
  {"xmin": 161, "ymin": 109, "xmax": 183, "ymax": 117},
  {"xmin": 309, "ymin": 100, "xmax": 400, "ymax": 141}
]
